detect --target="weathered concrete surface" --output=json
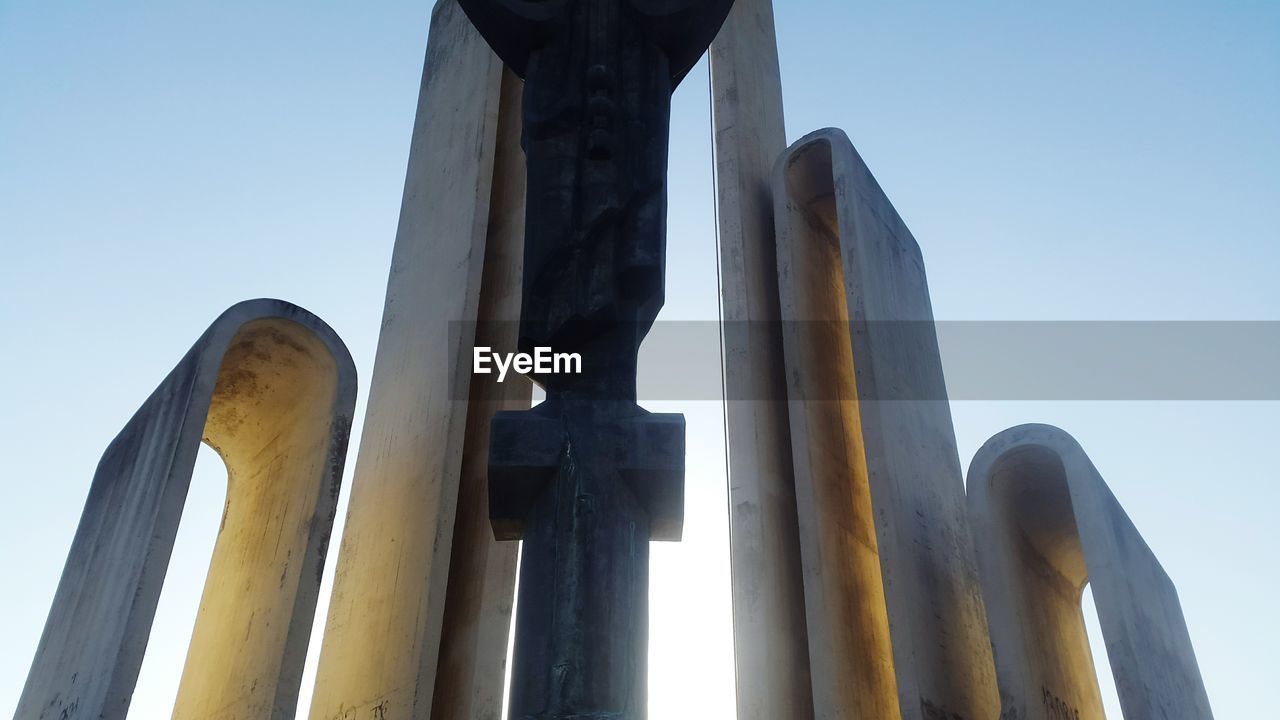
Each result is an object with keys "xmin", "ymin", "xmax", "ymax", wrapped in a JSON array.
[
  {"xmin": 15, "ymin": 299, "xmax": 356, "ymax": 720},
  {"xmin": 306, "ymin": 1, "xmax": 527, "ymax": 718},
  {"xmin": 709, "ymin": 3, "xmax": 815, "ymax": 718},
  {"xmin": 774, "ymin": 128, "xmax": 999, "ymax": 720},
  {"xmin": 967, "ymin": 424, "xmax": 1215, "ymax": 720},
  {"xmin": 430, "ymin": 67, "xmax": 530, "ymax": 720}
]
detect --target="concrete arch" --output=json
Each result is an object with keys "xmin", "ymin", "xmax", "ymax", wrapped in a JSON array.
[
  {"xmin": 16, "ymin": 299, "xmax": 357, "ymax": 720},
  {"xmin": 967, "ymin": 424, "xmax": 1213, "ymax": 720},
  {"xmin": 773, "ymin": 128, "xmax": 999, "ymax": 720}
]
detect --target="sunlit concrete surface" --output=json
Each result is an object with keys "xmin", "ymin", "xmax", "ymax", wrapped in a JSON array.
[
  {"xmin": 305, "ymin": 1, "xmax": 529, "ymax": 718},
  {"xmin": 967, "ymin": 424, "xmax": 1214, "ymax": 720},
  {"xmin": 709, "ymin": 2, "xmax": 815, "ymax": 718},
  {"xmin": 774, "ymin": 128, "xmax": 999, "ymax": 720},
  {"xmin": 15, "ymin": 299, "xmax": 357, "ymax": 720}
]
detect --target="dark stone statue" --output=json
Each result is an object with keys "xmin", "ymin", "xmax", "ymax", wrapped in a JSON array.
[
  {"xmin": 461, "ymin": 0, "xmax": 733, "ymax": 395},
  {"xmin": 456, "ymin": 1, "xmax": 734, "ymax": 718}
]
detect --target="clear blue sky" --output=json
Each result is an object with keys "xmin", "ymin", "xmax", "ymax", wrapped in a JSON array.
[{"xmin": 2, "ymin": 1, "xmax": 1276, "ymax": 717}]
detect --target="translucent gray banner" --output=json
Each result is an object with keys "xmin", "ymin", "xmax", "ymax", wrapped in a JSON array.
[{"xmin": 454, "ymin": 321, "xmax": 1280, "ymax": 401}]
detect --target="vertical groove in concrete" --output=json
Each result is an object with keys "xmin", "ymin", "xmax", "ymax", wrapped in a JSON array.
[
  {"xmin": 15, "ymin": 300, "xmax": 356, "ymax": 720},
  {"xmin": 709, "ymin": 2, "xmax": 815, "ymax": 718},
  {"xmin": 305, "ymin": 1, "xmax": 514, "ymax": 717},
  {"xmin": 774, "ymin": 128, "xmax": 1000, "ymax": 720},
  {"xmin": 968, "ymin": 424, "xmax": 1215, "ymax": 720}
]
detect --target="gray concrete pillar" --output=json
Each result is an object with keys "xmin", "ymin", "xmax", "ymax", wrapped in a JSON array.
[
  {"xmin": 773, "ymin": 128, "xmax": 1000, "ymax": 720},
  {"xmin": 709, "ymin": 3, "xmax": 815, "ymax": 718},
  {"xmin": 967, "ymin": 424, "xmax": 1215, "ymax": 720},
  {"xmin": 305, "ymin": 1, "xmax": 528, "ymax": 718}
]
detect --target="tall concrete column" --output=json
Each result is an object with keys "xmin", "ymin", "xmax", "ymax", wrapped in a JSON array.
[
  {"xmin": 16, "ymin": 300, "xmax": 356, "ymax": 720},
  {"xmin": 307, "ymin": 1, "xmax": 527, "ymax": 717},
  {"xmin": 773, "ymin": 129, "xmax": 1000, "ymax": 720},
  {"xmin": 430, "ymin": 67, "xmax": 530, "ymax": 720},
  {"xmin": 709, "ymin": 3, "xmax": 815, "ymax": 718}
]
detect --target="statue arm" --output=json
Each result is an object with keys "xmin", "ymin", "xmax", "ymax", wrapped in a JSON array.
[
  {"xmin": 455, "ymin": 0, "xmax": 568, "ymax": 77},
  {"xmin": 628, "ymin": 0, "xmax": 736, "ymax": 83}
]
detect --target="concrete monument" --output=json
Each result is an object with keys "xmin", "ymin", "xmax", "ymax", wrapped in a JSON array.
[
  {"xmin": 16, "ymin": 4, "xmax": 1225, "ymax": 720},
  {"xmin": 16, "ymin": 299, "xmax": 356, "ymax": 720}
]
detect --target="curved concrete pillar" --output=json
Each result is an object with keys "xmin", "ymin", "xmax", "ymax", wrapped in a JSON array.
[
  {"xmin": 15, "ymin": 299, "xmax": 357, "ymax": 720},
  {"xmin": 967, "ymin": 424, "xmax": 1214, "ymax": 720},
  {"xmin": 773, "ymin": 128, "xmax": 999, "ymax": 720}
]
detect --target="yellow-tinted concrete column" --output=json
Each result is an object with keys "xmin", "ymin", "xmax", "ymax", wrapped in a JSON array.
[
  {"xmin": 306, "ymin": 1, "xmax": 526, "ymax": 718},
  {"xmin": 773, "ymin": 129, "xmax": 1000, "ymax": 720},
  {"xmin": 709, "ymin": 3, "xmax": 815, "ymax": 718},
  {"xmin": 174, "ymin": 317, "xmax": 353, "ymax": 720}
]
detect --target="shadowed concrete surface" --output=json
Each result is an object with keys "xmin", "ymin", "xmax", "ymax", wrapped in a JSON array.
[
  {"xmin": 428, "ymin": 65, "xmax": 530, "ymax": 720},
  {"xmin": 967, "ymin": 424, "xmax": 1215, "ymax": 720},
  {"xmin": 774, "ymin": 128, "xmax": 999, "ymax": 720},
  {"xmin": 15, "ymin": 299, "xmax": 356, "ymax": 720},
  {"xmin": 306, "ymin": 1, "xmax": 529, "ymax": 718},
  {"xmin": 456, "ymin": 0, "xmax": 733, "ymax": 715}
]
